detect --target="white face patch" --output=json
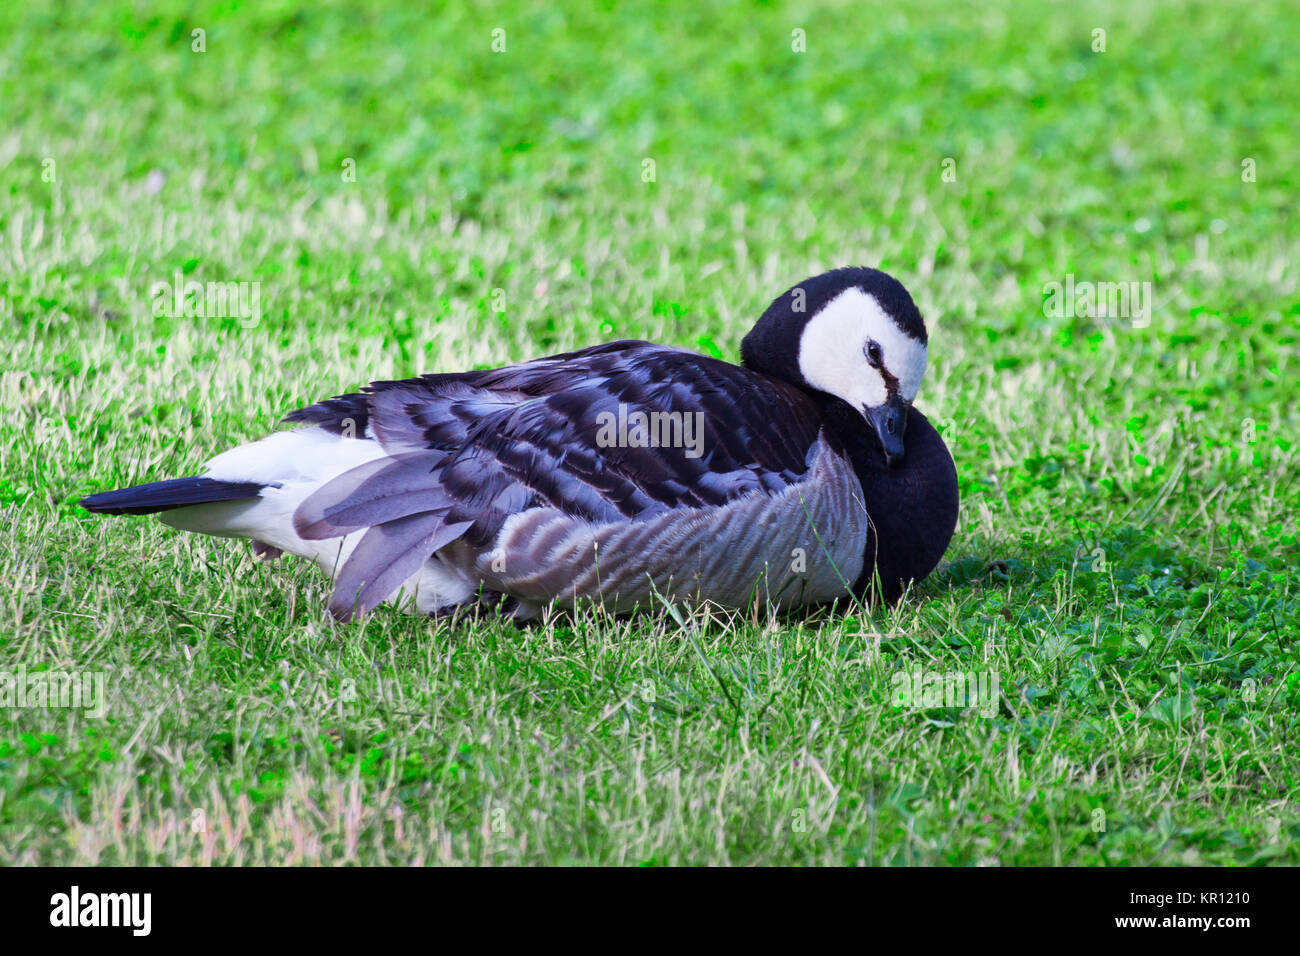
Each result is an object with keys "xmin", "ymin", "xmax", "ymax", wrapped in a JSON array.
[{"xmin": 796, "ymin": 288, "xmax": 928, "ymax": 411}]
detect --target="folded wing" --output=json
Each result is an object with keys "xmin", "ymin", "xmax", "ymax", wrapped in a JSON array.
[{"xmin": 283, "ymin": 341, "xmax": 833, "ymax": 618}]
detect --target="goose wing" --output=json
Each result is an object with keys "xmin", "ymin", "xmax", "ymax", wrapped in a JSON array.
[{"xmin": 285, "ymin": 341, "xmax": 835, "ymax": 617}]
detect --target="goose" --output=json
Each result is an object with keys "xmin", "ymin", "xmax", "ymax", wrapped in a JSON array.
[{"xmin": 79, "ymin": 267, "xmax": 959, "ymax": 622}]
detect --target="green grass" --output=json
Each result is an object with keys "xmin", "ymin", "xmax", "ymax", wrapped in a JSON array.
[{"xmin": 1, "ymin": 0, "xmax": 1297, "ymax": 865}]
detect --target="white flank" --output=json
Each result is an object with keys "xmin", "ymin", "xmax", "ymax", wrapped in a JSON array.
[
  {"xmin": 160, "ymin": 427, "xmax": 490, "ymax": 613},
  {"xmin": 161, "ymin": 427, "xmax": 387, "ymax": 579}
]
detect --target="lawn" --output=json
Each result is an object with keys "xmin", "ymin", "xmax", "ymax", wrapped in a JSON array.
[{"xmin": 0, "ymin": 0, "xmax": 1296, "ymax": 865}]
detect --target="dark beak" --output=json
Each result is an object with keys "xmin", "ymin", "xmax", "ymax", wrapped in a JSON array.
[{"xmin": 865, "ymin": 395, "xmax": 909, "ymax": 467}]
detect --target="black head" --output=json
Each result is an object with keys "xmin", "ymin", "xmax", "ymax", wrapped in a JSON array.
[{"xmin": 740, "ymin": 267, "xmax": 929, "ymax": 466}]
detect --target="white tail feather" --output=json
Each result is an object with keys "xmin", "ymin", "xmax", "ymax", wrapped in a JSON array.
[
  {"xmin": 158, "ymin": 426, "xmax": 480, "ymax": 612},
  {"xmin": 161, "ymin": 428, "xmax": 386, "ymax": 575}
]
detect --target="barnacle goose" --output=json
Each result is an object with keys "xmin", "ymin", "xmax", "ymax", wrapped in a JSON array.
[{"xmin": 80, "ymin": 267, "xmax": 959, "ymax": 621}]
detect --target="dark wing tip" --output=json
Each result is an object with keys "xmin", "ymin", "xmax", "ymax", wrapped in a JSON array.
[{"xmin": 79, "ymin": 477, "xmax": 266, "ymax": 515}]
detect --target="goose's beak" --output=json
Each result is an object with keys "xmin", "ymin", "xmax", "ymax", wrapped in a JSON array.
[{"xmin": 865, "ymin": 395, "xmax": 909, "ymax": 467}]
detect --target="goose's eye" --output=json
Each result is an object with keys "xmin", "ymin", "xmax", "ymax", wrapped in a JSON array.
[{"xmin": 864, "ymin": 339, "xmax": 883, "ymax": 368}]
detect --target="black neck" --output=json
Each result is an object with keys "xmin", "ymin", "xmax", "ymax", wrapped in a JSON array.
[{"xmin": 811, "ymin": 393, "xmax": 959, "ymax": 603}]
